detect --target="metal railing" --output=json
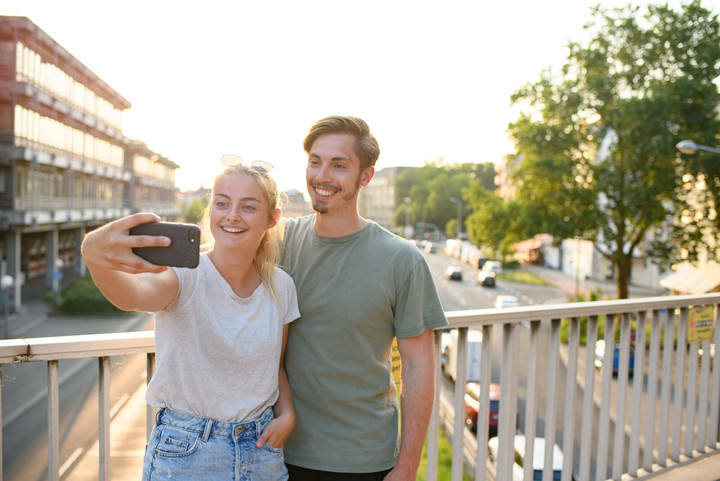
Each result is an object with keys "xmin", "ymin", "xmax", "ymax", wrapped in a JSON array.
[{"xmin": 1, "ymin": 293, "xmax": 719, "ymax": 481}]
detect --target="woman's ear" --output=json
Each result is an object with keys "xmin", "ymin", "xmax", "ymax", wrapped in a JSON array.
[{"xmin": 268, "ymin": 208, "xmax": 281, "ymax": 229}]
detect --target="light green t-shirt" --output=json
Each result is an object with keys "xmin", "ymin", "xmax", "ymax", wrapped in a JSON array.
[{"xmin": 279, "ymin": 215, "xmax": 447, "ymax": 472}]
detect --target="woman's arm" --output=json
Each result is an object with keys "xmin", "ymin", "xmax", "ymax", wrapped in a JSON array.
[{"xmin": 256, "ymin": 323, "xmax": 295, "ymax": 448}]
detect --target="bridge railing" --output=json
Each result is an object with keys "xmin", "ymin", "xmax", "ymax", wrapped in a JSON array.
[
  {"xmin": 427, "ymin": 293, "xmax": 720, "ymax": 481},
  {"xmin": 1, "ymin": 293, "xmax": 719, "ymax": 481}
]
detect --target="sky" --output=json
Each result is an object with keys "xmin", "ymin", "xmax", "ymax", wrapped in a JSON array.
[{"xmin": 4, "ymin": 0, "xmax": 712, "ymax": 195}]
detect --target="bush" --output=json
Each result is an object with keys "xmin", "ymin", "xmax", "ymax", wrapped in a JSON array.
[{"xmin": 46, "ymin": 275, "xmax": 129, "ymax": 314}]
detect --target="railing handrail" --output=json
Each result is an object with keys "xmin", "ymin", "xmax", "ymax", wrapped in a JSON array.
[
  {"xmin": 0, "ymin": 330, "xmax": 155, "ymax": 363},
  {"xmin": 446, "ymin": 292, "xmax": 720, "ymax": 326}
]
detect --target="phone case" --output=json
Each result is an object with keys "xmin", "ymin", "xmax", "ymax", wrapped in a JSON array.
[{"xmin": 129, "ymin": 222, "xmax": 200, "ymax": 268}]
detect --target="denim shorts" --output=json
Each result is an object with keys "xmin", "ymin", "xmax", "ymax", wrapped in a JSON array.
[{"xmin": 142, "ymin": 407, "xmax": 288, "ymax": 481}]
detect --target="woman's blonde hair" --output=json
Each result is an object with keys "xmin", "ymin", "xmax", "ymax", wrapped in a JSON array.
[{"xmin": 201, "ymin": 164, "xmax": 284, "ymax": 303}]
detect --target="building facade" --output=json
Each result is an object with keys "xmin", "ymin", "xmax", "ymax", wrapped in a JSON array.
[
  {"xmin": 358, "ymin": 166, "xmax": 410, "ymax": 233},
  {"xmin": 0, "ymin": 16, "xmax": 180, "ymax": 312}
]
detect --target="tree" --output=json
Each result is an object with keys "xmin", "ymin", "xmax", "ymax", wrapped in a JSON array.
[
  {"xmin": 508, "ymin": 0, "xmax": 720, "ymax": 298},
  {"xmin": 392, "ymin": 161, "xmax": 497, "ymax": 238}
]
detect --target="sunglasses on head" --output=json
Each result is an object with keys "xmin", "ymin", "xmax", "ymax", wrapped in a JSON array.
[{"xmin": 221, "ymin": 154, "xmax": 274, "ymax": 173}]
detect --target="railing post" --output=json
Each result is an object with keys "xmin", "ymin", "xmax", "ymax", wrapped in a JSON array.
[
  {"xmin": 643, "ymin": 309, "xmax": 663, "ymax": 471},
  {"xmin": 542, "ymin": 318, "xmax": 561, "ymax": 481},
  {"xmin": 474, "ymin": 323, "xmax": 493, "ymax": 481},
  {"xmin": 561, "ymin": 317, "xmax": 579, "ymax": 481},
  {"xmin": 425, "ymin": 330, "xmax": 442, "ymax": 481},
  {"xmin": 658, "ymin": 308, "xmax": 675, "ymax": 464},
  {"xmin": 612, "ymin": 312, "xmax": 632, "ymax": 479},
  {"xmin": 451, "ymin": 327, "xmax": 468, "ymax": 481},
  {"xmin": 147, "ymin": 353, "xmax": 156, "ymax": 439},
  {"xmin": 595, "ymin": 313, "xmax": 615, "ymax": 481},
  {"xmin": 671, "ymin": 308, "xmax": 689, "ymax": 461},
  {"xmin": 0, "ymin": 364, "xmax": 3, "ymax": 481},
  {"xmin": 497, "ymin": 322, "xmax": 516, "ymax": 481},
  {"xmin": 629, "ymin": 310, "xmax": 648, "ymax": 475},
  {"xmin": 578, "ymin": 315, "xmax": 598, "ymax": 480},
  {"xmin": 99, "ymin": 356, "xmax": 111, "ymax": 481},
  {"xmin": 709, "ymin": 304, "xmax": 720, "ymax": 446},
  {"xmin": 47, "ymin": 360, "xmax": 60, "ymax": 481}
]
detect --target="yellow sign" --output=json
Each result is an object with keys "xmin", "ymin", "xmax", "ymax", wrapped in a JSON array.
[
  {"xmin": 688, "ymin": 305, "xmax": 715, "ymax": 342},
  {"xmin": 391, "ymin": 337, "xmax": 402, "ymax": 385}
]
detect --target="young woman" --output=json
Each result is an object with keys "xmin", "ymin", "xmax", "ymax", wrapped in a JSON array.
[{"xmin": 81, "ymin": 160, "xmax": 299, "ymax": 481}]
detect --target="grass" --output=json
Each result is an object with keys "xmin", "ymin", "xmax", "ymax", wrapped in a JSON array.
[
  {"xmin": 496, "ymin": 270, "xmax": 552, "ymax": 285},
  {"xmin": 418, "ymin": 430, "xmax": 472, "ymax": 481}
]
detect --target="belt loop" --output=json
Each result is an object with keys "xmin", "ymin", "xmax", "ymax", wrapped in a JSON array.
[
  {"xmin": 201, "ymin": 418, "xmax": 212, "ymax": 442},
  {"xmin": 155, "ymin": 408, "xmax": 164, "ymax": 425}
]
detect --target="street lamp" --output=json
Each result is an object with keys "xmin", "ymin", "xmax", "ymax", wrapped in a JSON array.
[
  {"xmin": 53, "ymin": 258, "xmax": 64, "ymax": 308},
  {"xmin": 0, "ymin": 274, "xmax": 13, "ymax": 339},
  {"xmin": 403, "ymin": 197, "xmax": 412, "ymax": 239},
  {"xmin": 676, "ymin": 140, "xmax": 720, "ymax": 155},
  {"xmin": 450, "ymin": 197, "xmax": 463, "ymax": 240}
]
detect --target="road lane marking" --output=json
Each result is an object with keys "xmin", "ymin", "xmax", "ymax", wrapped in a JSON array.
[{"xmin": 59, "ymin": 447, "xmax": 83, "ymax": 477}]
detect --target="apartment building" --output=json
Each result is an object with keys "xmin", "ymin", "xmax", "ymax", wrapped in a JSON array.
[
  {"xmin": 358, "ymin": 166, "xmax": 410, "ymax": 232},
  {"xmin": 0, "ymin": 16, "xmax": 180, "ymax": 311}
]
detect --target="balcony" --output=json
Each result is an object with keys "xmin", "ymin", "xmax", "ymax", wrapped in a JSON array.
[{"xmin": 1, "ymin": 293, "xmax": 719, "ymax": 481}]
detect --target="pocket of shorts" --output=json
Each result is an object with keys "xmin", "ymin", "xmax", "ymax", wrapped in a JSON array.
[
  {"xmin": 152, "ymin": 424, "xmax": 200, "ymax": 457},
  {"xmin": 263, "ymin": 442, "xmax": 283, "ymax": 454}
]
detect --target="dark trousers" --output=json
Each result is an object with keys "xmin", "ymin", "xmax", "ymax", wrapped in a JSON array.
[{"xmin": 286, "ymin": 464, "xmax": 392, "ymax": 481}]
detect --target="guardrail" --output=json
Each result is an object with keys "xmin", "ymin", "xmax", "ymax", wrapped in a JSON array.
[{"xmin": 1, "ymin": 293, "xmax": 719, "ymax": 481}]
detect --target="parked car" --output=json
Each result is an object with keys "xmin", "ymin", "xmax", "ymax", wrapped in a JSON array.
[
  {"xmin": 594, "ymin": 339, "xmax": 635, "ymax": 374},
  {"xmin": 464, "ymin": 381, "xmax": 518, "ymax": 437},
  {"xmin": 477, "ymin": 270, "xmax": 496, "ymax": 287},
  {"xmin": 493, "ymin": 295, "xmax": 519, "ymax": 308},
  {"xmin": 446, "ymin": 266, "xmax": 463, "ymax": 281},
  {"xmin": 699, "ymin": 342, "xmax": 715, "ymax": 364},
  {"xmin": 488, "ymin": 435, "xmax": 576, "ymax": 481}
]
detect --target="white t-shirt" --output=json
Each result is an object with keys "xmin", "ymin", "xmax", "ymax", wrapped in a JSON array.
[{"xmin": 146, "ymin": 254, "xmax": 299, "ymax": 422}]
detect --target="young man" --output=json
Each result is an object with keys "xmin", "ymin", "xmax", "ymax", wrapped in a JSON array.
[{"xmin": 279, "ymin": 116, "xmax": 448, "ymax": 481}]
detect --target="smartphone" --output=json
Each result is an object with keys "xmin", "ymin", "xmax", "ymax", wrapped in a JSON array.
[{"xmin": 129, "ymin": 222, "xmax": 200, "ymax": 268}]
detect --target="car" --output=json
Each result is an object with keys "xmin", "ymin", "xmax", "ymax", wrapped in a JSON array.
[
  {"xmin": 477, "ymin": 270, "xmax": 496, "ymax": 287},
  {"xmin": 482, "ymin": 260, "xmax": 503, "ymax": 274},
  {"xmin": 464, "ymin": 381, "xmax": 517, "ymax": 437},
  {"xmin": 422, "ymin": 240, "xmax": 436, "ymax": 253},
  {"xmin": 594, "ymin": 339, "xmax": 635, "ymax": 374},
  {"xmin": 446, "ymin": 266, "xmax": 463, "ymax": 281},
  {"xmin": 440, "ymin": 331, "xmax": 452, "ymax": 372},
  {"xmin": 698, "ymin": 342, "xmax": 715, "ymax": 364},
  {"xmin": 493, "ymin": 295, "xmax": 519, "ymax": 308},
  {"xmin": 488, "ymin": 435, "xmax": 576, "ymax": 481}
]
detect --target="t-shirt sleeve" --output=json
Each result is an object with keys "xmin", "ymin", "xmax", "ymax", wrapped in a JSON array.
[
  {"xmin": 279, "ymin": 269, "xmax": 300, "ymax": 325},
  {"xmin": 393, "ymin": 254, "xmax": 448, "ymax": 338}
]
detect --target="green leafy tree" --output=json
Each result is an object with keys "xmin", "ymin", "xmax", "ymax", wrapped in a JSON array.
[
  {"xmin": 508, "ymin": 0, "xmax": 720, "ymax": 298},
  {"xmin": 393, "ymin": 161, "xmax": 497, "ymax": 238},
  {"xmin": 466, "ymin": 183, "xmax": 524, "ymax": 259},
  {"xmin": 182, "ymin": 197, "xmax": 208, "ymax": 225}
]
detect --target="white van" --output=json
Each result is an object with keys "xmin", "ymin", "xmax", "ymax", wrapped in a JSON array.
[
  {"xmin": 482, "ymin": 260, "xmax": 503, "ymax": 274},
  {"xmin": 443, "ymin": 329, "xmax": 483, "ymax": 382},
  {"xmin": 488, "ymin": 435, "xmax": 576, "ymax": 481}
]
